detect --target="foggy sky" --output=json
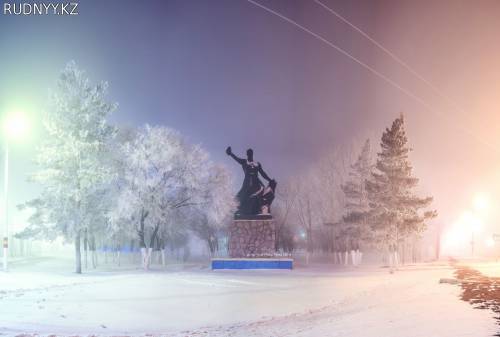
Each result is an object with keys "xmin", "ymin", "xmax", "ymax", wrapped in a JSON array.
[{"xmin": 2, "ymin": 0, "xmax": 500, "ymax": 234}]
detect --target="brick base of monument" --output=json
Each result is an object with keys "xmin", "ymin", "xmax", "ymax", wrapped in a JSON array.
[{"xmin": 228, "ymin": 219, "xmax": 275, "ymax": 258}]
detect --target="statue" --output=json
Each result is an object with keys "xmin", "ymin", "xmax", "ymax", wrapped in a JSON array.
[
  {"xmin": 226, "ymin": 146, "xmax": 277, "ymax": 219},
  {"xmin": 260, "ymin": 179, "xmax": 277, "ymax": 215}
]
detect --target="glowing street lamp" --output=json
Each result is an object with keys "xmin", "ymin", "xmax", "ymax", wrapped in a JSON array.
[
  {"xmin": 2, "ymin": 111, "xmax": 30, "ymax": 271},
  {"xmin": 473, "ymin": 194, "xmax": 490, "ymax": 214},
  {"xmin": 486, "ymin": 237, "xmax": 495, "ymax": 248}
]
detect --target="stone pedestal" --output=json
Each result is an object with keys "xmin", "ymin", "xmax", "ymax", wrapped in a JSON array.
[{"xmin": 228, "ymin": 219, "xmax": 275, "ymax": 258}]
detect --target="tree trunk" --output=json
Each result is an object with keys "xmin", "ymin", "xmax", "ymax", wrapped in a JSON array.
[
  {"xmin": 156, "ymin": 237, "xmax": 166, "ymax": 267},
  {"xmin": 117, "ymin": 244, "xmax": 121, "ymax": 267},
  {"xmin": 130, "ymin": 239, "xmax": 135, "ymax": 263},
  {"xmin": 389, "ymin": 250, "xmax": 399, "ymax": 273},
  {"xmin": 75, "ymin": 231, "xmax": 82, "ymax": 274},
  {"xmin": 90, "ymin": 235, "xmax": 97, "ymax": 268},
  {"xmin": 141, "ymin": 247, "xmax": 153, "ymax": 270},
  {"xmin": 148, "ymin": 248, "xmax": 153, "ymax": 268},
  {"xmin": 141, "ymin": 247, "xmax": 148, "ymax": 270},
  {"xmin": 140, "ymin": 243, "xmax": 154, "ymax": 270},
  {"xmin": 306, "ymin": 199, "xmax": 314, "ymax": 254},
  {"xmin": 207, "ymin": 238, "xmax": 214, "ymax": 257},
  {"xmin": 161, "ymin": 249, "xmax": 166, "ymax": 267},
  {"xmin": 137, "ymin": 208, "xmax": 149, "ymax": 269},
  {"xmin": 149, "ymin": 224, "xmax": 160, "ymax": 249},
  {"xmin": 83, "ymin": 229, "xmax": 88, "ymax": 270},
  {"xmin": 147, "ymin": 224, "xmax": 160, "ymax": 268}
]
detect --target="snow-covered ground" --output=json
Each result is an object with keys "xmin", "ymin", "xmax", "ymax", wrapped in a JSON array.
[
  {"xmin": 0, "ymin": 257, "xmax": 495, "ymax": 337},
  {"xmin": 467, "ymin": 260, "xmax": 500, "ymax": 278}
]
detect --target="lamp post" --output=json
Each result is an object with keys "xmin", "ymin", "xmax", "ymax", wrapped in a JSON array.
[
  {"xmin": 2, "ymin": 141, "xmax": 7, "ymax": 271},
  {"xmin": 459, "ymin": 210, "xmax": 481, "ymax": 259},
  {"xmin": 2, "ymin": 111, "xmax": 29, "ymax": 271}
]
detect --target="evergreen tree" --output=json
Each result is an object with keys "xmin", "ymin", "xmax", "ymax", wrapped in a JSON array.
[
  {"xmin": 366, "ymin": 115, "xmax": 436, "ymax": 255},
  {"xmin": 341, "ymin": 139, "xmax": 372, "ymax": 249},
  {"xmin": 19, "ymin": 61, "xmax": 117, "ymax": 273}
]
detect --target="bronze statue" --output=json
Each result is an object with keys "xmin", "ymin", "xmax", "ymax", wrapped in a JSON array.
[{"xmin": 226, "ymin": 146, "xmax": 276, "ymax": 219}]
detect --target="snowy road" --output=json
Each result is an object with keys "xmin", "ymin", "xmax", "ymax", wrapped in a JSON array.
[{"xmin": 0, "ymin": 257, "xmax": 495, "ymax": 337}]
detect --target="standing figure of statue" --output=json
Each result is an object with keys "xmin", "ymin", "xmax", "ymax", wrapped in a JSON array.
[{"xmin": 226, "ymin": 146, "xmax": 276, "ymax": 219}]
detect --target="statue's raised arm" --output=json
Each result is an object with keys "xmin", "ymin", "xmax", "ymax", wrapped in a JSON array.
[{"xmin": 226, "ymin": 146, "xmax": 245, "ymax": 165}]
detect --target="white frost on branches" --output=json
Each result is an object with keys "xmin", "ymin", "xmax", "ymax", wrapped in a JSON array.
[
  {"xmin": 109, "ymin": 125, "xmax": 234, "ymax": 267},
  {"xmin": 20, "ymin": 61, "xmax": 117, "ymax": 273}
]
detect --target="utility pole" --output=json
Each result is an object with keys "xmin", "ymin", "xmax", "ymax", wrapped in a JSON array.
[{"xmin": 3, "ymin": 142, "xmax": 9, "ymax": 271}]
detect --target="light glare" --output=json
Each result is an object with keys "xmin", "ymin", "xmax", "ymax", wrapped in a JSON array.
[
  {"xmin": 3, "ymin": 112, "xmax": 30, "ymax": 141},
  {"xmin": 473, "ymin": 194, "xmax": 490, "ymax": 213},
  {"xmin": 486, "ymin": 237, "xmax": 495, "ymax": 248}
]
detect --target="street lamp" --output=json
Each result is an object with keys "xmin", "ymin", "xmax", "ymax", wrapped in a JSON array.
[
  {"xmin": 2, "ymin": 111, "xmax": 30, "ymax": 271},
  {"xmin": 486, "ymin": 237, "xmax": 495, "ymax": 248},
  {"xmin": 461, "ymin": 211, "xmax": 481, "ymax": 257},
  {"xmin": 474, "ymin": 194, "xmax": 489, "ymax": 212}
]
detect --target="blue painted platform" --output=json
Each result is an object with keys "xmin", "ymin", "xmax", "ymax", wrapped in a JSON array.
[{"xmin": 211, "ymin": 258, "xmax": 293, "ymax": 270}]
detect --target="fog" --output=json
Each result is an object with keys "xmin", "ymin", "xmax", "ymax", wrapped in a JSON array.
[{"xmin": 1, "ymin": 0, "xmax": 500, "ymax": 256}]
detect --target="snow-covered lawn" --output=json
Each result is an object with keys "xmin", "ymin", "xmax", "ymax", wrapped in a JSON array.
[{"xmin": 0, "ymin": 257, "xmax": 495, "ymax": 337}]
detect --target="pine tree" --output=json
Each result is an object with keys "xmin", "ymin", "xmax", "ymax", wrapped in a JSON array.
[
  {"xmin": 341, "ymin": 139, "xmax": 372, "ymax": 258},
  {"xmin": 366, "ymin": 115, "xmax": 436, "ymax": 264},
  {"xmin": 20, "ymin": 61, "xmax": 117, "ymax": 274}
]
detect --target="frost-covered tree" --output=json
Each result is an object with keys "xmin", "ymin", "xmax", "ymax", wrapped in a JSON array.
[
  {"xmin": 109, "ymin": 125, "xmax": 209, "ymax": 269},
  {"xmin": 98, "ymin": 127, "xmax": 138, "ymax": 267},
  {"xmin": 272, "ymin": 181, "xmax": 297, "ymax": 252},
  {"xmin": 189, "ymin": 165, "xmax": 234, "ymax": 256},
  {"xmin": 366, "ymin": 115, "xmax": 436, "ymax": 270},
  {"xmin": 19, "ymin": 61, "xmax": 117, "ymax": 273},
  {"xmin": 281, "ymin": 145, "xmax": 354, "ymax": 261},
  {"xmin": 292, "ymin": 174, "xmax": 317, "ymax": 257},
  {"xmin": 305, "ymin": 146, "xmax": 355, "ymax": 262},
  {"xmin": 340, "ymin": 139, "xmax": 372, "ymax": 264}
]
